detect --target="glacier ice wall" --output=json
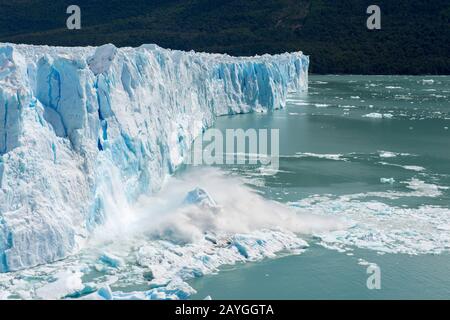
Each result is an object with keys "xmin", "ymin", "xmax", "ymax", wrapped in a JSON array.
[{"xmin": 0, "ymin": 43, "xmax": 308, "ymax": 272}]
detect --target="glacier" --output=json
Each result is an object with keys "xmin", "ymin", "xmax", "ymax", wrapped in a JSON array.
[{"xmin": 0, "ymin": 42, "xmax": 309, "ymax": 272}]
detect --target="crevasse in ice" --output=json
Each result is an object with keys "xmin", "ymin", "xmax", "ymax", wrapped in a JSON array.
[{"xmin": 0, "ymin": 43, "xmax": 308, "ymax": 272}]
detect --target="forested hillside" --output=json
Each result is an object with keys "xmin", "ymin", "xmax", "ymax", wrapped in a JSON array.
[{"xmin": 1, "ymin": 0, "xmax": 448, "ymax": 74}]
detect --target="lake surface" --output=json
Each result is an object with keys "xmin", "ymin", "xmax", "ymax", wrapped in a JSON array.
[
  {"xmin": 189, "ymin": 75, "xmax": 450, "ymax": 299},
  {"xmin": 190, "ymin": 244, "xmax": 450, "ymax": 300},
  {"xmin": 1, "ymin": 75, "xmax": 448, "ymax": 300}
]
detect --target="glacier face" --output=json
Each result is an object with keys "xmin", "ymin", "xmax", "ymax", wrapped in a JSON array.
[{"xmin": 0, "ymin": 42, "xmax": 308, "ymax": 272}]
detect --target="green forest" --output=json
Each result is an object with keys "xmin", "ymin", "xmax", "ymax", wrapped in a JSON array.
[{"xmin": 0, "ymin": 0, "xmax": 448, "ymax": 74}]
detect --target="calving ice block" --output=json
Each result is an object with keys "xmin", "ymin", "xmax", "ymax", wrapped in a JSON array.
[{"xmin": 0, "ymin": 43, "xmax": 309, "ymax": 272}]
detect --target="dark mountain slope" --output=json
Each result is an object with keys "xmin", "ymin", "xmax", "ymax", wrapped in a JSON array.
[{"xmin": 0, "ymin": 0, "xmax": 448, "ymax": 74}]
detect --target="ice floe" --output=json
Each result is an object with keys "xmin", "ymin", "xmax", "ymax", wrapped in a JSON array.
[
  {"xmin": 293, "ymin": 152, "xmax": 346, "ymax": 161},
  {"xmin": 291, "ymin": 192, "xmax": 450, "ymax": 255},
  {"xmin": 363, "ymin": 113, "xmax": 394, "ymax": 119}
]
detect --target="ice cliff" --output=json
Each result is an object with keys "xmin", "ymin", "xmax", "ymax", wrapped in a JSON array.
[{"xmin": 0, "ymin": 43, "xmax": 308, "ymax": 272}]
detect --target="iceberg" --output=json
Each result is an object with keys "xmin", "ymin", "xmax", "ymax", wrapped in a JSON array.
[
  {"xmin": 0, "ymin": 42, "xmax": 308, "ymax": 272},
  {"xmin": 183, "ymin": 187, "xmax": 218, "ymax": 209}
]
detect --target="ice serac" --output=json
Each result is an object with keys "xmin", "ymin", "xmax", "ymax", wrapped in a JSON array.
[{"xmin": 0, "ymin": 43, "xmax": 309, "ymax": 272}]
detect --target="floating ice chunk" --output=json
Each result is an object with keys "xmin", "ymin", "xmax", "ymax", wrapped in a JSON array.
[
  {"xmin": 141, "ymin": 278, "xmax": 196, "ymax": 300},
  {"xmin": 357, "ymin": 259, "xmax": 377, "ymax": 268},
  {"xmin": 363, "ymin": 113, "xmax": 383, "ymax": 118},
  {"xmin": 35, "ymin": 270, "xmax": 84, "ymax": 300},
  {"xmin": 378, "ymin": 150, "xmax": 412, "ymax": 158},
  {"xmin": 0, "ymin": 290, "xmax": 10, "ymax": 300},
  {"xmin": 97, "ymin": 286, "xmax": 114, "ymax": 300},
  {"xmin": 402, "ymin": 165, "xmax": 425, "ymax": 172},
  {"xmin": 230, "ymin": 232, "xmax": 308, "ymax": 260},
  {"xmin": 437, "ymin": 224, "xmax": 450, "ymax": 231},
  {"xmin": 380, "ymin": 177, "xmax": 395, "ymax": 184},
  {"xmin": 184, "ymin": 187, "xmax": 218, "ymax": 209},
  {"xmin": 294, "ymin": 152, "xmax": 346, "ymax": 161},
  {"xmin": 379, "ymin": 151, "xmax": 397, "ymax": 158},
  {"xmin": 78, "ymin": 286, "xmax": 114, "ymax": 300},
  {"xmin": 289, "ymin": 101, "xmax": 310, "ymax": 106},
  {"xmin": 112, "ymin": 291, "xmax": 147, "ymax": 300},
  {"xmin": 99, "ymin": 252, "xmax": 124, "ymax": 268},
  {"xmin": 204, "ymin": 234, "xmax": 218, "ymax": 244},
  {"xmin": 351, "ymin": 178, "xmax": 445, "ymax": 199},
  {"xmin": 379, "ymin": 162, "xmax": 425, "ymax": 172},
  {"xmin": 363, "ymin": 113, "xmax": 393, "ymax": 119},
  {"xmin": 404, "ymin": 178, "xmax": 448, "ymax": 196}
]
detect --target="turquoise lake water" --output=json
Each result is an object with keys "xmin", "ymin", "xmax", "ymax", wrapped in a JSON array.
[
  {"xmin": 1, "ymin": 75, "xmax": 449, "ymax": 300},
  {"xmin": 190, "ymin": 244, "xmax": 450, "ymax": 300},
  {"xmin": 189, "ymin": 75, "xmax": 450, "ymax": 299}
]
